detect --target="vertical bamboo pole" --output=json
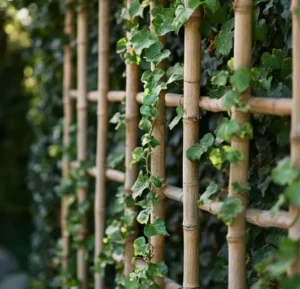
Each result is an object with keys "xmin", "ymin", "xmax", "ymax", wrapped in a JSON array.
[
  {"xmin": 182, "ymin": 2, "xmax": 201, "ymax": 289},
  {"xmin": 77, "ymin": 4, "xmax": 88, "ymax": 289},
  {"xmin": 61, "ymin": 0, "xmax": 74, "ymax": 272},
  {"xmin": 288, "ymin": 0, "xmax": 300, "ymax": 275},
  {"xmin": 124, "ymin": 0, "xmax": 139, "ymax": 277},
  {"xmin": 150, "ymin": 1, "xmax": 166, "ymax": 288},
  {"xmin": 226, "ymin": 1, "xmax": 252, "ymax": 289},
  {"xmin": 94, "ymin": 0, "xmax": 110, "ymax": 288}
]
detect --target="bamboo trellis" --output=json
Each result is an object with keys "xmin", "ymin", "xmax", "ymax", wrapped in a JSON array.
[{"xmin": 61, "ymin": 0, "xmax": 300, "ymax": 288}]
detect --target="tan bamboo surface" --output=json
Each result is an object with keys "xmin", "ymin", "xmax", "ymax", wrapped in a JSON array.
[
  {"xmin": 288, "ymin": 0, "xmax": 300, "ymax": 275},
  {"xmin": 94, "ymin": 0, "xmax": 110, "ymax": 288},
  {"xmin": 76, "ymin": 4, "xmax": 88, "ymax": 289},
  {"xmin": 70, "ymin": 89, "xmax": 292, "ymax": 116},
  {"xmin": 124, "ymin": 0, "xmax": 140, "ymax": 276},
  {"xmin": 149, "ymin": 1, "xmax": 167, "ymax": 287},
  {"xmin": 182, "ymin": 3, "xmax": 201, "ymax": 289},
  {"xmin": 227, "ymin": 1, "xmax": 252, "ymax": 289},
  {"xmin": 61, "ymin": 0, "xmax": 74, "ymax": 272}
]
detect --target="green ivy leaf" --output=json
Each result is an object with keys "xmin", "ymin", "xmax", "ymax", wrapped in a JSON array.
[
  {"xmin": 169, "ymin": 106, "xmax": 184, "ymax": 130},
  {"xmin": 137, "ymin": 209, "xmax": 150, "ymax": 224},
  {"xmin": 231, "ymin": 182, "xmax": 250, "ymax": 194},
  {"xmin": 212, "ymin": 70, "xmax": 229, "ymax": 86},
  {"xmin": 139, "ymin": 117, "xmax": 152, "ymax": 133},
  {"xmin": 261, "ymin": 49, "xmax": 283, "ymax": 70},
  {"xmin": 204, "ymin": 0, "xmax": 220, "ymax": 12},
  {"xmin": 186, "ymin": 133, "xmax": 215, "ymax": 161},
  {"xmin": 238, "ymin": 122, "xmax": 253, "ymax": 140},
  {"xmin": 230, "ymin": 67, "xmax": 251, "ymax": 93},
  {"xmin": 284, "ymin": 181, "xmax": 300, "ymax": 206},
  {"xmin": 142, "ymin": 134, "xmax": 160, "ymax": 148},
  {"xmin": 166, "ymin": 63, "xmax": 184, "ymax": 84},
  {"xmin": 128, "ymin": 0, "xmax": 144, "ymax": 19},
  {"xmin": 225, "ymin": 149, "xmax": 244, "ymax": 163},
  {"xmin": 216, "ymin": 118, "xmax": 240, "ymax": 143},
  {"xmin": 145, "ymin": 43, "xmax": 171, "ymax": 65},
  {"xmin": 272, "ymin": 157, "xmax": 299, "ymax": 185},
  {"xmin": 221, "ymin": 90, "xmax": 240, "ymax": 108},
  {"xmin": 134, "ymin": 236, "xmax": 149, "ymax": 257},
  {"xmin": 116, "ymin": 38, "xmax": 127, "ymax": 54},
  {"xmin": 146, "ymin": 262, "xmax": 168, "ymax": 280},
  {"xmin": 149, "ymin": 176, "xmax": 164, "ymax": 188},
  {"xmin": 173, "ymin": 5, "xmax": 194, "ymax": 34},
  {"xmin": 151, "ymin": 6, "xmax": 175, "ymax": 35},
  {"xmin": 271, "ymin": 194, "xmax": 286, "ymax": 216},
  {"xmin": 132, "ymin": 170, "xmax": 149, "ymax": 199},
  {"xmin": 144, "ymin": 217, "xmax": 169, "ymax": 237},
  {"xmin": 131, "ymin": 29, "xmax": 158, "ymax": 55},
  {"xmin": 197, "ymin": 182, "xmax": 219, "ymax": 206},
  {"xmin": 140, "ymin": 104, "xmax": 158, "ymax": 118},
  {"xmin": 131, "ymin": 147, "xmax": 147, "ymax": 165},
  {"xmin": 141, "ymin": 68, "xmax": 165, "ymax": 88},
  {"xmin": 218, "ymin": 198, "xmax": 243, "ymax": 225},
  {"xmin": 214, "ymin": 18, "xmax": 234, "ymax": 56}
]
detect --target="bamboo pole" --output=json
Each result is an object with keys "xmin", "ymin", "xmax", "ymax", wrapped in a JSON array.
[
  {"xmin": 149, "ymin": 1, "xmax": 167, "ymax": 287},
  {"xmin": 123, "ymin": 0, "xmax": 140, "ymax": 277},
  {"xmin": 288, "ymin": 0, "xmax": 300, "ymax": 275},
  {"xmin": 227, "ymin": 1, "xmax": 252, "ymax": 289},
  {"xmin": 61, "ymin": 0, "xmax": 74, "ymax": 272},
  {"xmin": 76, "ymin": 3, "xmax": 88, "ymax": 289},
  {"xmin": 182, "ymin": 3, "xmax": 201, "ymax": 289},
  {"xmin": 95, "ymin": 0, "xmax": 110, "ymax": 288},
  {"xmin": 70, "ymin": 89, "xmax": 292, "ymax": 116}
]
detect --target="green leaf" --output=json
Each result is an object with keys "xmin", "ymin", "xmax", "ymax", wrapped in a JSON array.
[
  {"xmin": 145, "ymin": 43, "xmax": 171, "ymax": 65},
  {"xmin": 142, "ymin": 134, "xmax": 160, "ymax": 148},
  {"xmin": 271, "ymin": 194, "xmax": 286, "ymax": 216},
  {"xmin": 198, "ymin": 182, "xmax": 219, "ymax": 205},
  {"xmin": 146, "ymin": 262, "xmax": 168, "ymax": 280},
  {"xmin": 169, "ymin": 106, "xmax": 184, "ymax": 130},
  {"xmin": 131, "ymin": 29, "xmax": 158, "ymax": 55},
  {"xmin": 238, "ymin": 122, "xmax": 253, "ymax": 140},
  {"xmin": 204, "ymin": 0, "xmax": 220, "ymax": 12},
  {"xmin": 139, "ymin": 117, "xmax": 152, "ymax": 133},
  {"xmin": 218, "ymin": 198, "xmax": 243, "ymax": 225},
  {"xmin": 261, "ymin": 49, "xmax": 283, "ymax": 70},
  {"xmin": 216, "ymin": 118, "xmax": 240, "ymax": 143},
  {"xmin": 132, "ymin": 170, "xmax": 149, "ymax": 199},
  {"xmin": 212, "ymin": 70, "xmax": 229, "ymax": 86},
  {"xmin": 272, "ymin": 157, "xmax": 299, "ymax": 185},
  {"xmin": 253, "ymin": 19, "xmax": 267, "ymax": 41},
  {"xmin": 151, "ymin": 6, "xmax": 175, "ymax": 35},
  {"xmin": 141, "ymin": 68, "xmax": 165, "ymax": 88},
  {"xmin": 149, "ymin": 176, "xmax": 164, "ymax": 188},
  {"xmin": 230, "ymin": 67, "xmax": 251, "ymax": 93},
  {"xmin": 225, "ymin": 149, "xmax": 244, "ymax": 163},
  {"xmin": 137, "ymin": 209, "xmax": 150, "ymax": 224},
  {"xmin": 214, "ymin": 19, "xmax": 234, "ymax": 56},
  {"xmin": 166, "ymin": 63, "xmax": 184, "ymax": 84},
  {"xmin": 173, "ymin": 5, "xmax": 194, "ymax": 34},
  {"xmin": 221, "ymin": 90, "xmax": 240, "ymax": 108},
  {"xmin": 186, "ymin": 133, "xmax": 215, "ymax": 161},
  {"xmin": 284, "ymin": 181, "xmax": 300, "ymax": 206},
  {"xmin": 128, "ymin": 0, "xmax": 144, "ymax": 19},
  {"xmin": 231, "ymin": 182, "xmax": 250, "ymax": 194},
  {"xmin": 131, "ymin": 147, "xmax": 147, "ymax": 165},
  {"xmin": 144, "ymin": 217, "xmax": 169, "ymax": 237},
  {"xmin": 116, "ymin": 38, "xmax": 127, "ymax": 54},
  {"xmin": 280, "ymin": 275, "xmax": 300, "ymax": 289},
  {"xmin": 140, "ymin": 104, "xmax": 158, "ymax": 118},
  {"xmin": 134, "ymin": 237, "xmax": 149, "ymax": 257}
]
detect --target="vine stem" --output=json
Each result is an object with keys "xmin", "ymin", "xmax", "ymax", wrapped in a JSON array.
[{"xmin": 150, "ymin": 1, "xmax": 167, "ymax": 288}]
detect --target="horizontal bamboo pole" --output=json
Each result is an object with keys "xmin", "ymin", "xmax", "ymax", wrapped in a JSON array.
[
  {"xmin": 70, "ymin": 90, "xmax": 292, "ymax": 116},
  {"xmin": 163, "ymin": 186, "xmax": 295, "ymax": 229},
  {"xmin": 70, "ymin": 161, "xmax": 125, "ymax": 182}
]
